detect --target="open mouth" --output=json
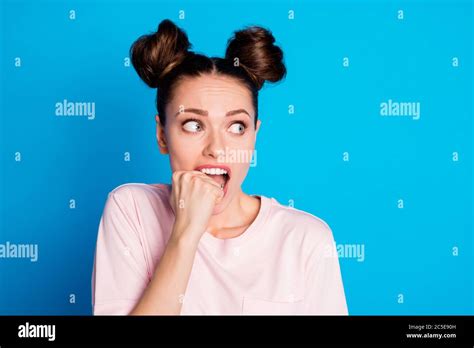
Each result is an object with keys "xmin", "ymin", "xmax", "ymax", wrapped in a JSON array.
[{"xmin": 195, "ymin": 166, "xmax": 231, "ymax": 196}]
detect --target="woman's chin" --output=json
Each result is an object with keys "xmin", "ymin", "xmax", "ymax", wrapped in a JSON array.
[
  {"xmin": 212, "ymin": 196, "xmax": 230, "ymax": 215},
  {"xmin": 212, "ymin": 186, "xmax": 231, "ymax": 215}
]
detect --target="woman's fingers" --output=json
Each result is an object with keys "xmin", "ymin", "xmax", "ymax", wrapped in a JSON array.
[{"xmin": 170, "ymin": 170, "xmax": 224, "ymax": 210}]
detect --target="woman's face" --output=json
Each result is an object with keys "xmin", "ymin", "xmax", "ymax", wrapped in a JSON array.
[{"xmin": 157, "ymin": 73, "xmax": 261, "ymax": 214}]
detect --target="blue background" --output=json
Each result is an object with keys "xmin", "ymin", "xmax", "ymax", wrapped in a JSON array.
[{"xmin": 0, "ymin": 0, "xmax": 472, "ymax": 315}]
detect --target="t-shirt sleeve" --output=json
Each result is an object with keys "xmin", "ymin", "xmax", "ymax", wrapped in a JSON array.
[
  {"xmin": 91, "ymin": 186, "xmax": 150, "ymax": 315},
  {"xmin": 303, "ymin": 223, "xmax": 349, "ymax": 315}
]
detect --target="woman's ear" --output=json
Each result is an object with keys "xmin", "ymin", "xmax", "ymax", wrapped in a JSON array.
[{"xmin": 155, "ymin": 114, "xmax": 169, "ymax": 154}]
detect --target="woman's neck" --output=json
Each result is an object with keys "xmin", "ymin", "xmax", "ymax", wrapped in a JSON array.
[{"xmin": 206, "ymin": 189, "xmax": 260, "ymax": 238}]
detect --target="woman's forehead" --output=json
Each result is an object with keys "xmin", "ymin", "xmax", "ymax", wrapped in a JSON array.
[{"xmin": 170, "ymin": 74, "xmax": 254, "ymax": 112}]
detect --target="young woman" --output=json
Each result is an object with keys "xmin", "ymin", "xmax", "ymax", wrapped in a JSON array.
[{"xmin": 91, "ymin": 19, "xmax": 348, "ymax": 315}]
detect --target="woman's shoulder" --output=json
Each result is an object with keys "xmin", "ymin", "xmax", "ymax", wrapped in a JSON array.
[
  {"xmin": 109, "ymin": 182, "xmax": 170, "ymax": 198},
  {"xmin": 105, "ymin": 182, "xmax": 172, "ymax": 212},
  {"xmin": 263, "ymin": 196, "xmax": 335, "ymax": 244}
]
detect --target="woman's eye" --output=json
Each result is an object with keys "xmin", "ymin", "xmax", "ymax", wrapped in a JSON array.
[
  {"xmin": 228, "ymin": 122, "xmax": 246, "ymax": 135},
  {"xmin": 182, "ymin": 120, "xmax": 202, "ymax": 133}
]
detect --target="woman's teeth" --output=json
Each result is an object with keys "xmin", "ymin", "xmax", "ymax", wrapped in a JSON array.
[
  {"xmin": 200, "ymin": 168, "xmax": 228, "ymax": 175},
  {"xmin": 199, "ymin": 168, "xmax": 229, "ymax": 189}
]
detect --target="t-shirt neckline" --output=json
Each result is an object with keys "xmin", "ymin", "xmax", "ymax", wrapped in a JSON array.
[{"xmin": 200, "ymin": 194, "xmax": 270, "ymax": 249}]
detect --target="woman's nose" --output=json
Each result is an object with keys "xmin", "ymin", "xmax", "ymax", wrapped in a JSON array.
[{"xmin": 202, "ymin": 131, "xmax": 225, "ymax": 159}]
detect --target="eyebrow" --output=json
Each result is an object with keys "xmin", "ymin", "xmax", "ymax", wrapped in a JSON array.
[{"xmin": 174, "ymin": 108, "xmax": 251, "ymax": 118}]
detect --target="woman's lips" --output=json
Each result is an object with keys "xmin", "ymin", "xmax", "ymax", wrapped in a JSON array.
[{"xmin": 223, "ymin": 174, "xmax": 229, "ymax": 198}]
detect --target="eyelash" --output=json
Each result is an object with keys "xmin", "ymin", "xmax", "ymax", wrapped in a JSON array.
[{"xmin": 181, "ymin": 118, "xmax": 248, "ymax": 135}]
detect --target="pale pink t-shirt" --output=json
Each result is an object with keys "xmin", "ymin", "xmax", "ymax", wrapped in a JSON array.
[{"xmin": 91, "ymin": 183, "xmax": 348, "ymax": 315}]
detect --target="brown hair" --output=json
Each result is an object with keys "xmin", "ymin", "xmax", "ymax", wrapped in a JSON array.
[{"xmin": 129, "ymin": 19, "xmax": 286, "ymax": 127}]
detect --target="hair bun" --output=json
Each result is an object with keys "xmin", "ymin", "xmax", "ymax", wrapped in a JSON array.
[
  {"xmin": 130, "ymin": 19, "xmax": 191, "ymax": 88},
  {"xmin": 225, "ymin": 26, "xmax": 286, "ymax": 90}
]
